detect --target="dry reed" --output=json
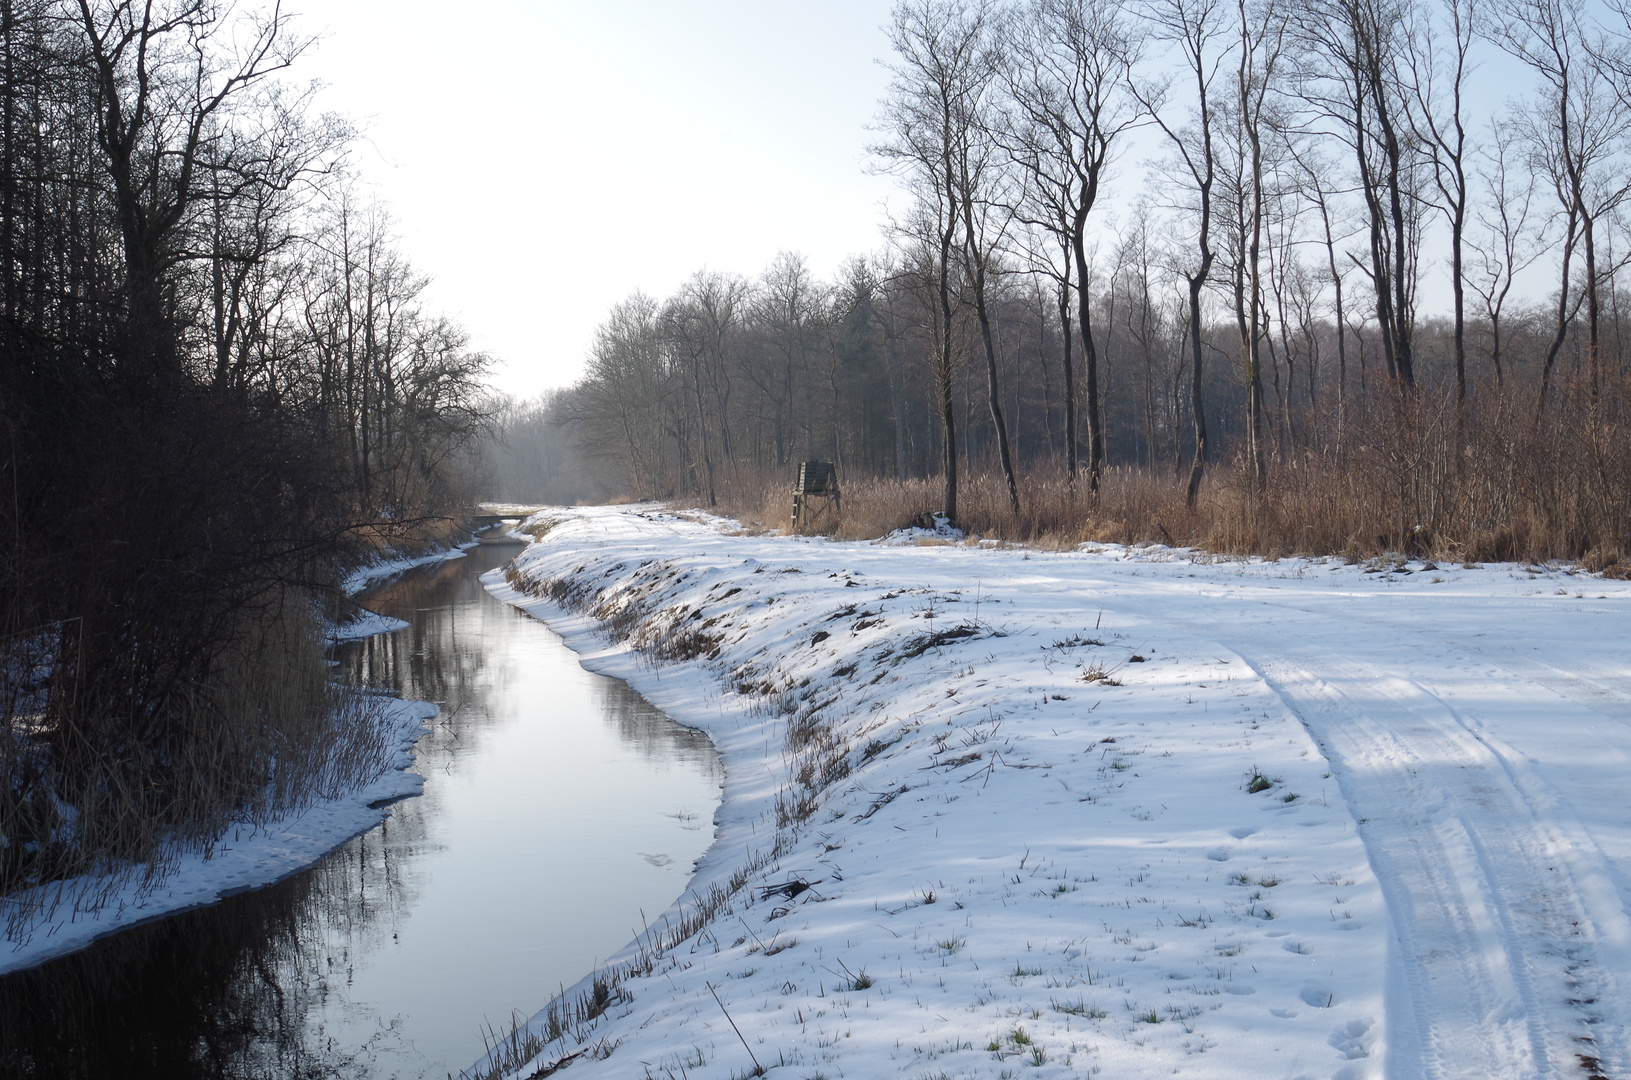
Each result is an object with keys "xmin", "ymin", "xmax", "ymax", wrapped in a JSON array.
[
  {"xmin": 1, "ymin": 587, "xmax": 401, "ymax": 941},
  {"xmin": 700, "ymin": 376, "xmax": 1631, "ymax": 568}
]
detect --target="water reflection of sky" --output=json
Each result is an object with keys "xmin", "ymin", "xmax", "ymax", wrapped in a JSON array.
[{"xmin": 0, "ymin": 543, "xmax": 721, "ymax": 1080}]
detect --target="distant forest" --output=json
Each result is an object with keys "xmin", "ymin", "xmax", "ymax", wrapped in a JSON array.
[
  {"xmin": 492, "ymin": 0, "xmax": 1631, "ymax": 563},
  {"xmin": 1, "ymin": 1, "xmax": 490, "ymax": 915}
]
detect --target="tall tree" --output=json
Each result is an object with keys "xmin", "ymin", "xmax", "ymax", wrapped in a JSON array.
[
  {"xmin": 1465, "ymin": 116, "xmax": 1542, "ymax": 386},
  {"xmin": 74, "ymin": 0, "xmax": 309, "ymax": 374},
  {"xmin": 1224, "ymin": 0, "xmax": 1290, "ymax": 481},
  {"xmin": 1405, "ymin": 0, "xmax": 1475, "ymax": 414},
  {"xmin": 877, "ymin": 0, "xmax": 995, "ymax": 522},
  {"xmin": 1143, "ymin": 0, "xmax": 1226, "ymax": 505},
  {"xmin": 1296, "ymin": 0, "xmax": 1422, "ymax": 389},
  {"xmin": 948, "ymin": 10, "xmax": 1022, "ymax": 512},
  {"xmin": 1497, "ymin": 0, "xmax": 1631, "ymax": 413},
  {"xmin": 1002, "ymin": 0, "xmax": 1148, "ymax": 493}
]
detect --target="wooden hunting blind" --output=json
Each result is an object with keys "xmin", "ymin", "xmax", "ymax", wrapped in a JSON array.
[{"xmin": 792, "ymin": 460, "xmax": 841, "ymax": 531}]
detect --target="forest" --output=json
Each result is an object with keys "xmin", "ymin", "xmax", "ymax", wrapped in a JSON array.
[
  {"xmin": 0, "ymin": 1, "xmax": 490, "ymax": 918},
  {"xmin": 495, "ymin": 0, "xmax": 1631, "ymax": 564}
]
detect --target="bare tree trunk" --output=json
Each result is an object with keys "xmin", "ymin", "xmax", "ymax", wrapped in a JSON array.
[
  {"xmin": 1139, "ymin": 0, "xmax": 1222, "ymax": 508},
  {"xmin": 689, "ymin": 357, "xmax": 717, "ymax": 507},
  {"xmin": 1584, "ymin": 212, "xmax": 1602, "ymax": 406},
  {"xmin": 1536, "ymin": 203, "xmax": 1580, "ymax": 419},
  {"xmin": 972, "ymin": 287, "xmax": 1020, "ymax": 512},
  {"xmin": 1072, "ymin": 234, "xmax": 1106, "ymax": 493},
  {"xmin": 1185, "ymin": 275, "xmax": 1211, "ymax": 507},
  {"xmin": 938, "ymin": 218, "xmax": 961, "ymax": 522},
  {"xmin": 1059, "ymin": 275, "xmax": 1079, "ymax": 476}
]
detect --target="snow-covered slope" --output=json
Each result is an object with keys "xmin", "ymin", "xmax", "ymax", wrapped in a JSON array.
[
  {"xmin": 341, "ymin": 539, "xmax": 475, "ymax": 595},
  {"xmin": 478, "ymin": 506, "xmax": 1631, "ymax": 1079}
]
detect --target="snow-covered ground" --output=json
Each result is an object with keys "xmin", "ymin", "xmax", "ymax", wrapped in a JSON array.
[{"xmin": 479, "ymin": 504, "xmax": 1631, "ymax": 1080}]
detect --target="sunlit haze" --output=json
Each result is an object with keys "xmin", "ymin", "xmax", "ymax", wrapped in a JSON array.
[{"xmin": 301, "ymin": 0, "xmax": 899, "ymax": 401}]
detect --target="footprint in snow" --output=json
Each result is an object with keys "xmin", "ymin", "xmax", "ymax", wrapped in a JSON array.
[
  {"xmin": 638, "ymin": 852, "xmax": 673, "ymax": 868},
  {"xmin": 1300, "ymin": 985, "xmax": 1336, "ymax": 1008},
  {"xmin": 1329, "ymin": 1017, "xmax": 1376, "ymax": 1061}
]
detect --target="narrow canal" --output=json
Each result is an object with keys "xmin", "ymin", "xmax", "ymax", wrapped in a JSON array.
[{"xmin": 0, "ymin": 538, "xmax": 722, "ymax": 1080}]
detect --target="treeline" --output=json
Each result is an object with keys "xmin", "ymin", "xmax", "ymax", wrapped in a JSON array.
[
  {"xmin": 519, "ymin": 0, "xmax": 1631, "ymax": 561},
  {"xmin": 1, "ymin": 1, "xmax": 490, "ymax": 917}
]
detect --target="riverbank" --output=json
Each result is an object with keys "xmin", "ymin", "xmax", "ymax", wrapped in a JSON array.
[
  {"xmin": 330, "ymin": 539, "xmax": 480, "ymax": 641},
  {"xmin": 0, "ymin": 540, "xmax": 477, "ymax": 976},
  {"xmin": 480, "ymin": 504, "xmax": 1631, "ymax": 1080},
  {"xmin": 0, "ymin": 696, "xmax": 435, "ymax": 976}
]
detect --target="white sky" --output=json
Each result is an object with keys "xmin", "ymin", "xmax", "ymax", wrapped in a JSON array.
[{"xmin": 300, "ymin": 1, "xmax": 900, "ymax": 401}]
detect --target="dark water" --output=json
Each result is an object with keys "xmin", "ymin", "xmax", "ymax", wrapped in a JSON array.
[{"xmin": 0, "ymin": 541, "xmax": 721, "ymax": 1079}]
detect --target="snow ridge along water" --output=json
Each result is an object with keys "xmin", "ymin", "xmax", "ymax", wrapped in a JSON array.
[{"xmin": 473, "ymin": 505, "xmax": 1615, "ymax": 1080}]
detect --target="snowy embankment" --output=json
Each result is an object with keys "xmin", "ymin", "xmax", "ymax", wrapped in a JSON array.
[
  {"xmin": 328, "ymin": 538, "xmax": 480, "ymax": 641},
  {"xmin": 481, "ymin": 505, "xmax": 1631, "ymax": 1080},
  {"xmin": 340, "ymin": 540, "xmax": 477, "ymax": 596},
  {"xmin": 0, "ymin": 543, "xmax": 474, "ymax": 975}
]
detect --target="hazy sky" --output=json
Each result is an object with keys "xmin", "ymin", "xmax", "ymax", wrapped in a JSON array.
[{"xmin": 301, "ymin": 1, "xmax": 900, "ymax": 400}]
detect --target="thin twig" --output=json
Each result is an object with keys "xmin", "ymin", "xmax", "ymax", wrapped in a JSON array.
[{"xmin": 706, "ymin": 980, "xmax": 764, "ymax": 1077}]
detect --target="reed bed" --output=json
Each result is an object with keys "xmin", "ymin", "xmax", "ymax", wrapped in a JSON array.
[
  {"xmin": 0, "ymin": 588, "xmax": 401, "ymax": 941},
  {"xmin": 702, "ymin": 381, "xmax": 1631, "ymax": 568}
]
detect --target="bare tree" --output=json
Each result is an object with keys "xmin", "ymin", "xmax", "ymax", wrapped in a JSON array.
[
  {"xmin": 1495, "ymin": 0, "xmax": 1631, "ymax": 413},
  {"xmin": 74, "ymin": 0, "xmax": 312, "ymax": 371},
  {"xmin": 1580, "ymin": 0, "xmax": 1631, "ymax": 400},
  {"xmin": 1406, "ymin": 0, "xmax": 1475, "ymax": 413},
  {"xmin": 662, "ymin": 271, "xmax": 748, "ymax": 506},
  {"xmin": 1113, "ymin": 206, "xmax": 1178, "ymax": 467},
  {"xmin": 1283, "ymin": 140, "xmax": 1355, "ymax": 444},
  {"xmin": 1466, "ymin": 116, "xmax": 1544, "ymax": 386},
  {"xmin": 952, "ymin": 13, "xmax": 1022, "ymax": 512},
  {"xmin": 1222, "ymin": 0, "xmax": 1291, "ymax": 480},
  {"xmin": 575, "ymin": 294, "xmax": 672, "ymax": 496},
  {"xmin": 876, "ymin": 0, "xmax": 997, "ymax": 522},
  {"xmin": 750, "ymin": 251, "xmax": 822, "ymax": 466},
  {"xmin": 1143, "ymin": 0, "xmax": 1227, "ymax": 505},
  {"xmin": 1002, "ymin": 0, "xmax": 1149, "ymax": 493},
  {"xmin": 1296, "ymin": 0, "xmax": 1423, "ymax": 389}
]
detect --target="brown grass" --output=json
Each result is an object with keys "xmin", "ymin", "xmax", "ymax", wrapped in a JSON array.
[{"xmin": 696, "ymin": 379, "xmax": 1631, "ymax": 568}]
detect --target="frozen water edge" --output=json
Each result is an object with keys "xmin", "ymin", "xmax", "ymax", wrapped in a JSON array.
[
  {"xmin": 327, "ymin": 539, "xmax": 478, "ymax": 642},
  {"xmin": 326, "ymin": 606, "xmax": 411, "ymax": 642},
  {"xmin": 478, "ymin": 504, "xmax": 1631, "ymax": 1080},
  {"xmin": 341, "ymin": 538, "xmax": 478, "ymax": 596},
  {"xmin": 0, "ymin": 694, "xmax": 436, "ymax": 976}
]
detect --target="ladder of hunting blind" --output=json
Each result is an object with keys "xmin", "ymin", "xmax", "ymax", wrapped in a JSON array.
[{"xmin": 792, "ymin": 461, "xmax": 840, "ymax": 531}]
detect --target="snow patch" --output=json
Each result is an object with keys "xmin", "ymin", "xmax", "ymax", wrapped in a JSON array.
[{"xmin": 342, "ymin": 541, "xmax": 475, "ymax": 595}]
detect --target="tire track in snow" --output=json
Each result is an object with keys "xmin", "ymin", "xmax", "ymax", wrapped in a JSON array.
[
  {"xmin": 1229, "ymin": 590, "xmax": 1631, "ymax": 1078},
  {"xmin": 1108, "ymin": 585, "xmax": 1629, "ymax": 1080}
]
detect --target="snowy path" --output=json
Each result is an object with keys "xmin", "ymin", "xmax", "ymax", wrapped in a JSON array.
[
  {"xmin": 478, "ymin": 507, "xmax": 1631, "ymax": 1080},
  {"xmin": 1114, "ymin": 583, "xmax": 1631, "ymax": 1080}
]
